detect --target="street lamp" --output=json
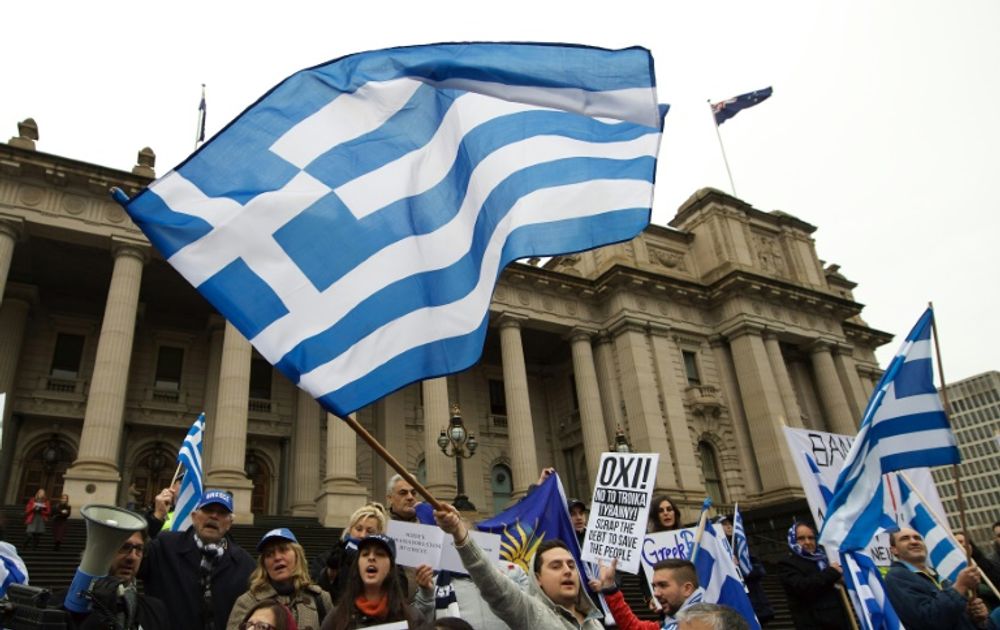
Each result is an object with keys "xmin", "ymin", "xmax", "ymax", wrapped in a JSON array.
[
  {"xmin": 438, "ymin": 403, "xmax": 478, "ymax": 511},
  {"xmin": 611, "ymin": 426, "xmax": 632, "ymax": 453}
]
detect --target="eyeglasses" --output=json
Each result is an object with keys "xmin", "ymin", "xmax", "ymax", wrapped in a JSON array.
[
  {"xmin": 118, "ymin": 543, "xmax": 145, "ymax": 555},
  {"xmin": 239, "ymin": 622, "xmax": 276, "ymax": 630}
]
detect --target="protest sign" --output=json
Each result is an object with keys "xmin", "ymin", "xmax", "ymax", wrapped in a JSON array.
[
  {"xmin": 440, "ymin": 529, "xmax": 501, "ymax": 574},
  {"xmin": 639, "ymin": 528, "xmax": 697, "ymax": 598},
  {"xmin": 782, "ymin": 426, "xmax": 945, "ymax": 565},
  {"xmin": 386, "ymin": 520, "xmax": 445, "ymax": 569},
  {"xmin": 582, "ymin": 452, "xmax": 659, "ymax": 573}
]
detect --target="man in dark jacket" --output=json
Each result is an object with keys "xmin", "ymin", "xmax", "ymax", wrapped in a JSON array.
[
  {"xmin": 139, "ymin": 489, "xmax": 255, "ymax": 630},
  {"xmin": 884, "ymin": 527, "xmax": 995, "ymax": 630}
]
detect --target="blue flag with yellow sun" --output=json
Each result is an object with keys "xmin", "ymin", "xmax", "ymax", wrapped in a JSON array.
[{"xmin": 475, "ymin": 472, "xmax": 584, "ymax": 576}]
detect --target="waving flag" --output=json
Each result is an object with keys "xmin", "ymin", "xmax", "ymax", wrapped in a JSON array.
[
  {"xmin": 896, "ymin": 474, "xmax": 966, "ymax": 583},
  {"xmin": 804, "ymin": 450, "xmax": 835, "ymax": 511},
  {"xmin": 732, "ymin": 504, "xmax": 752, "ymax": 576},
  {"xmin": 0, "ymin": 542, "xmax": 28, "ymax": 596},
  {"xmin": 820, "ymin": 307, "xmax": 960, "ymax": 552},
  {"xmin": 172, "ymin": 413, "xmax": 206, "ymax": 532},
  {"xmin": 115, "ymin": 43, "xmax": 664, "ymax": 417},
  {"xmin": 711, "ymin": 87, "xmax": 772, "ymax": 125},
  {"xmin": 841, "ymin": 549, "xmax": 902, "ymax": 630},
  {"xmin": 691, "ymin": 516, "xmax": 761, "ymax": 630}
]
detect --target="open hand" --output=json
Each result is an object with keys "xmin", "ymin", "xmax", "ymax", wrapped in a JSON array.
[
  {"xmin": 587, "ymin": 559, "xmax": 617, "ymax": 592},
  {"xmin": 415, "ymin": 564, "xmax": 435, "ymax": 591}
]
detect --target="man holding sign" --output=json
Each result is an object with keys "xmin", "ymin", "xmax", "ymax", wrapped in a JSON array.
[{"xmin": 590, "ymin": 558, "xmax": 703, "ymax": 630}]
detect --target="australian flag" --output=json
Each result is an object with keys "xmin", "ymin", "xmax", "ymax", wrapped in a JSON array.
[
  {"xmin": 712, "ymin": 87, "xmax": 773, "ymax": 125},
  {"xmin": 115, "ymin": 43, "xmax": 664, "ymax": 418}
]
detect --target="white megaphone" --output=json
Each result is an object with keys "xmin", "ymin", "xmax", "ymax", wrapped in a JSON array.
[{"xmin": 64, "ymin": 504, "xmax": 147, "ymax": 613}]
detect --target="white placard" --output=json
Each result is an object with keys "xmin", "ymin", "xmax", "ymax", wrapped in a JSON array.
[
  {"xmin": 363, "ymin": 622, "xmax": 408, "ymax": 629},
  {"xmin": 782, "ymin": 426, "xmax": 946, "ymax": 565},
  {"xmin": 440, "ymin": 530, "xmax": 502, "ymax": 574},
  {"xmin": 386, "ymin": 520, "xmax": 445, "ymax": 569},
  {"xmin": 581, "ymin": 452, "xmax": 659, "ymax": 574},
  {"xmin": 638, "ymin": 528, "xmax": 697, "ymax": 601}
]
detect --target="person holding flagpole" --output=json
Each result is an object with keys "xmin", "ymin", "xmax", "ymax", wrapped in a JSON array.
[{"xmin": 777, "ymin": 521, "xmax": 852, "ymax": 629}]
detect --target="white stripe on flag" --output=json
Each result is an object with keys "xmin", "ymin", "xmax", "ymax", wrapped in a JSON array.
[
  {"xmin": 297, "ymin": 177, "xmax": 653, "ymax": 395},
  {"xmin": 903, "ymin": 338, "xmax": 933, "ymax": 362}
]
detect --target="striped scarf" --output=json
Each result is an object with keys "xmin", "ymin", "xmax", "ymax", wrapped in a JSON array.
[
  {"xmin": 662, "ymin": 587, "xmax": 704, "ymax": 630},
  {"xmin": 194, "ymin": 534, "xmax": 226, "ymax": 630}
]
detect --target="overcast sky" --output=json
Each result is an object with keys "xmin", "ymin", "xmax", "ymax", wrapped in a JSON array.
[{"xmin": 3, "ymin": 0, "xmax": 998, "ymax": 383}]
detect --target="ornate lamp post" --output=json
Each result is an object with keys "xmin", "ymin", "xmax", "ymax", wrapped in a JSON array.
[
  {"xmin": 611, "ymin": 426, "xmax": 632, "ymax": 453},
  {"xmin": 438, "ymin": 403, "xmax": 478, "ymax": 511}
]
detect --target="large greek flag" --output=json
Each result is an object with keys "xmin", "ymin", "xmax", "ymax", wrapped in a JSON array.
[
  {"xmin": 172, "ymin": 413, "xmax": 206, "ymax": 532},
  {"xmin": 117, "ymin": 43, "xmax": 664, "ymax": 416},
  {"xmin": 820, "ymin": 308, "xmax": 959, "ymax": 551},
  {"xmin": 896, "ymin": 473, "xmax": 966, "ymax": 583}
]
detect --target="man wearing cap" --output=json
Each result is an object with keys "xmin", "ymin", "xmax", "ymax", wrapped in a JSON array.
[{"xmin": 139, "ymin": 489, "xmax": 256, "ymax": 630}]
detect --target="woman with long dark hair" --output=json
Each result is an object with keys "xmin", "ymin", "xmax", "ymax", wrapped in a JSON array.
[
  {"xmin": 320, "ymin": 535, "xmax": 434, "ymax": 630},
  {"xmin": 228, "ymin": 528, "xmax": 333, "ymax": 630},
  {"xmin": 647, "ymin": 495, "xmax": 682, "ymax": 533}
]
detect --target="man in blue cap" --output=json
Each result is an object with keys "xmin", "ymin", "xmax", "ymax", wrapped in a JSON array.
[{"xmin": 139, "ymin": 489, "xmax": 255, "ymax": 630}]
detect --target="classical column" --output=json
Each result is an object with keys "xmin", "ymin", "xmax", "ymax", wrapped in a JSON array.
[
  {"xmin": 0, "ymin": 218, "xmax": 24, "ymax": 307},
  {"xmin": 709, "ymin": 338, "xmax": 761, "ymax": 495},
  {"xmin": 593, "ymin": 333, "xmax": 624, "ymax": 442},
  {"xmin": 648, "ymin": 328, "xmax": 701, "ymax": 491},
  {"xmin": 610, "ymin": 317, "xmax": 677, "ymax": 491},
  {"xmin": 317, "ymin": 413, "xmax": 368, "ymax": 527},
  {"xmin": 63, "ymin": 242, "xmax": 148, "ymax": 507},
  {"xmin": 288, "ymin": 389, "xmax": 321, "ymax": 516},
  {"xmin": 764, "ymin": 333, "xmax": 805, "ymax": 428},
  {"xmin": 205, "ymin": 321, "xmax": 255, "ymax": 523},
  {"xmin": 726, "ymin": 325, "xmax": 799, "ymax": 498},
  {"xmin": 568, "ymin": 329, "xmax": 609, "ymax": 486},
  {"xmin": 498, "ymin": 315, "xmax": 538, "ymax": 499},
  {"xmin": 809, "ymin": 340, "xmax": 857, "ymax": 435},
  {"xmin": 833, "ymin": 347, "xmax": 871, "ymax": 421},
  {"xmin": 422, "ymin": 378, "xmax": 456, "ymax": 497},
  {"xmin": 374, "ymin": 390, "xmax": 407, "ymax": 499},
  {"xmin": 200, "ymin": 316, "xmax": 225, "ymax": 470},
  {"xmin": 0, "ymin": 295, "xmax": 30, "ymax": 499}
]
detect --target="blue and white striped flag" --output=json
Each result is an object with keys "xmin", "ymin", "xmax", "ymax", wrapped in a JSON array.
[
  {"xmin": 692, "ymin": 504, "xmax": 761, "ymax": 630},
  {"xmin": 841, "ymin": 549, "xmax": 902, "ymax": 630},
  {"xmin": 896, "ymin": 473, "xmax": 966, "ymax": 583},
  {"xmin": 172, "ymin": 413, "xmax": 205, "ymax": 532},
  {"xmin": 820, "ymin": 308, "xmax": 959, "ymax": 551},
  {"xmin": 732, "ymin": 504, "xmax": 753, "ymax": 576},
  {"xmin": 116, "ymin": 43, "xmax": 664, "ymax": 417},
  {"xmin": 0, "ymin": 542, "xmax": 28, "ymax": 596},
  {"xmin": 803, "ymin": 450, "xmax": 835, "ymax": 512}
]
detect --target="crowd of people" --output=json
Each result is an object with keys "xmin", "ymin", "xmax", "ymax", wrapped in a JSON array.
[{"xmin": 4, "ymin": 477, "xmax": 1000, "ymax": 630}]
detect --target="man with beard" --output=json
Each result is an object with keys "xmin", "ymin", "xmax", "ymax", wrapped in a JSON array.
[
  {"xmin": 590, "ymin": 558, "xmax": 704, "ymax": 630},
  {"xmin": 139, "ymin": 489, "xmax": 255, "ymax": 630},
  {"xmin": 884, "ymin": 527, "xmax": 994, "ymax": 630},
  {"xmin": 77, "ymin": 531, "xmax": 170, "ymax": 630}
]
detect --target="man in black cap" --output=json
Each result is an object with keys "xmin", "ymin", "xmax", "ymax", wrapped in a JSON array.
[
  {"xmin": 139, "ymin": 489, "xmax": 255, "ymax": 630},
  {"xmin": 568, "ymin": 499, "xmax": 589, "ymax": 548}
]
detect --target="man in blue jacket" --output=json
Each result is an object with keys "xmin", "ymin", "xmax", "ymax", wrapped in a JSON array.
[
  {"xmin": 138, "ymin": 489, "xmax": 255, "ymax": 630},
  {"xmin": 884, "ymin": 527, "xmax": 995, "ymax": 630}
]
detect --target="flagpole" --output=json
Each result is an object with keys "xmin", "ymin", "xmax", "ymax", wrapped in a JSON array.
[
  {"xmin": 707, "ymin": 100, "xmax": 737, "ymax": 197},
  {"xmin": 195, "ymin": 84, "xmax": 206, "ymax": 150},
  {"xmin": 690, "ymin": 500, "xmax": 710, "ymax": 563},
  {"xmin": 336, "ymin": 411, "xmax": 444, "ymax": 511},
  {"xmin": 928, "ymin": 301, "xmax": 971, "ymax": 562},
  {"xmin": 897, "ymin": 471, "xmax": 1000, "ymax": 602}
]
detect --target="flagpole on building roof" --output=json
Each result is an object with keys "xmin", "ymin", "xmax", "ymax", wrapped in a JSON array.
[
  {"xmin": 928, "ymin": 302, "xmax": 971, "ymax": 564},
  {"xmin": 195, "ymin": 84, "xmax": 207, "ymax": 150},
  {"xmin": 707, "ymin": 100, "xmax": 738, "ymax": 197},
  {"xmin": 336, "ymin": 411, "xmax": 445, "ymax": 511}
]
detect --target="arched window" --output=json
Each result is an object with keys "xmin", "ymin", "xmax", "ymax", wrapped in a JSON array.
[
  {"xmin": 698, "ymin": 441, "xmax": 725, "ymax": 505},
  {"xmin": 416, "ymin": 457, "xmax": 427, "ymax": 485},
  {"xmin": 491, "ymin": 464, "xmax": 513, "ymax": 513}
]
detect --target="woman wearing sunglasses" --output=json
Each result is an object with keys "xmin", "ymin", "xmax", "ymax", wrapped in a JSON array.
[
  {"xmin": 320, "ymin": 534, "xmax": 435, "ymax": 629},
  {"xmin": 228, "ymin": 528, "xmax": 333, "ymax": 630}
]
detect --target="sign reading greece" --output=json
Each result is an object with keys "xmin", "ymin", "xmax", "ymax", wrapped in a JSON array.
[
  {"xmin": 582, "ymin": 452, "xmax": 659, "ymax": 574},
  {"xmin": 639, "ymin": 528, "xmax": 697, "ymax": 596}
]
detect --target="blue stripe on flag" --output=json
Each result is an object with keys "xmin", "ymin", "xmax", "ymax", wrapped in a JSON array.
[
  {"xmin": 199, "ymin": 259, "xmax": 291, "ymax": 339},
  {"xmin": 893, "ymin": 359, "xmax": 936, "ymax": 397},
  {"xmin": 172, "ymin": 413, "xmax": 206, "ymax": 532}
]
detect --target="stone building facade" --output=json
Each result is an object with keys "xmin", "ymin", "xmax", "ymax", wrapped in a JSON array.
[{"xmin": 0, "ymin": 120, "xmax": 892, "ymax": 527}]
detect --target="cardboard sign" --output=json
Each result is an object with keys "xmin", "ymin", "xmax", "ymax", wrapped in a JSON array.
[
  {"xmin": 440, "ymin": 529, "xmax": 501, "ymax": 574},
  {"xmin": 386, "ymin": 520, "xmax": 445, "ymax": 569},
  {"xmin": 581, "ymin": 452, "xmax": 659, "ymax": 574},
  {"xmin": 638, "ymin": 528, "xmax": 698, "ymax": 604}
]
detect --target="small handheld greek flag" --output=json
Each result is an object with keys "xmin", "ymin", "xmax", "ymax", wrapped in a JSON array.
[
  {"xmin": 115, "ymin": 43, "xmax": 665, "ymax": 418},
  {"xmin": 732, "ymin": 504, "xmax": 753, "ymax": 576},
  {"xmin": 172, "ymin": 413, "xmax": 206, "ymax": 532}
]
